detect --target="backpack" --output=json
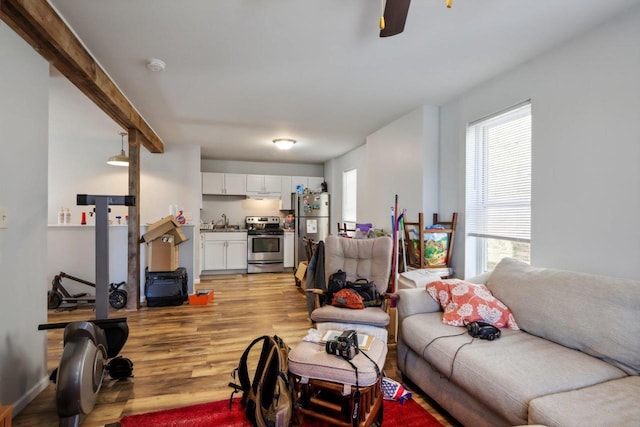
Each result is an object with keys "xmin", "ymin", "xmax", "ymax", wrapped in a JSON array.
[
  {"xmin": 229, "ymin": 335, "xmax": 293, "ymax": 427},
  {"xmin": 327, "ymin": 269, "xmax": 347, "ymax": 303}
]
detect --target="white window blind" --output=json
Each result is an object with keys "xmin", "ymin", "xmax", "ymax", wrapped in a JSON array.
[
  {"xmin": 342, "ymin": 169, "xmax": 357, "ymax": 223},
  {"xmin": 466, "ymin": 102, "xmax": 531, "ymax": 243}
]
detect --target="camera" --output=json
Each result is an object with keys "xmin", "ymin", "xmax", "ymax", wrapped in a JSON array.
[
  {"xmin": 325, "ymin": 330, "xmax": 359, "ymax": 360},
  {"xmin": 466, "ymin": 321, "xmax": 501, "ymax": 340}
]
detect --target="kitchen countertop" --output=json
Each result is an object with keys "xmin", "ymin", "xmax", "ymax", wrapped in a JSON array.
[{"xmin": 200, "ymin": 228, "xmax": 247, "ymax": 233}]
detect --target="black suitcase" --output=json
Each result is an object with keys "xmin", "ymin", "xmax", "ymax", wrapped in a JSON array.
[{"xmin": 145, "ymin": 267, "xmax": 188, "ymax": 307}]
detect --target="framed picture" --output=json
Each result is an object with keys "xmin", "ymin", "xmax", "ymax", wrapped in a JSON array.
[{"xmin": 404, "ymin": 224, "xmax": 449, "ymax": 268}]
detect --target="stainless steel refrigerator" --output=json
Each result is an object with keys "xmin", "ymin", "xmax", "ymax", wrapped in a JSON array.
[{"xmin": 294, "ymin": 192, "xmax": 330, "ymax": 265}]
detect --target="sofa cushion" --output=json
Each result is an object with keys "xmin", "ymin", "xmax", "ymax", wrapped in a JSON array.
[
  {"xmin": 401, "ymin": 312, "xmax": 627, "ymax": 425},
  {"xmin": 529, "ymin": 376, "xmax": 640, "ymax": 427},
  {"xmin": 289, "ymin": 338, "xmax": 387, "ymax": 387},
  {"xmin": 487, "ymin": 257, "xmax": 640, "ymax": 375},
  {"xmin": 310, "ymin": 305, "xmax": 390, "ymax": 327},
  {"xmin": 426, "ymin": 279, "xmax": 519, "ymax": 329}
]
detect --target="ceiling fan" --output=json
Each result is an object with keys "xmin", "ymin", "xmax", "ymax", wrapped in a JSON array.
[{"xmin": 379, "ymin": 0, "xmax": 452, "ymax": 37}]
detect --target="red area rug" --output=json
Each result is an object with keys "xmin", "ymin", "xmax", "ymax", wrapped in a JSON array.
[{"xmin": 120, "ymin": 397, "xmax": 443, "ymax": 427}]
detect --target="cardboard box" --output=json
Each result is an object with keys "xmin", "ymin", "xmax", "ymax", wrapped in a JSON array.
[
  {"xmin": 189, "ymin": 290, "xmax": 214, "ymax": 305},
  {"xmin": 295, "ymin": 262, "xmax": 307, "ymax": 281},
  {"xmin": 147, "ymin": 235, "xmax": 180, "ymax": 272},
  {"xmin": 140, "ymin": 215, "xmax": 188, "ymax": 245},
  {"xmin": 141, "ymin": 216, "xmax": 188, "ymax": 272}
]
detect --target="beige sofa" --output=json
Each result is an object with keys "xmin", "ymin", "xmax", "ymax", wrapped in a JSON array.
[{"xmin": 396, "ymin": 257, "xmax": 640, "ymax": 427}]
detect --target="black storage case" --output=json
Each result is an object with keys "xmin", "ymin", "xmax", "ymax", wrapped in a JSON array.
[{"xmin": 144, "ymin": 267, "xmax": 188, "ymax": 307}]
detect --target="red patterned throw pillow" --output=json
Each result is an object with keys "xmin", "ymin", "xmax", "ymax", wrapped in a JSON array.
[{"xmin": 426, "ymin": 279, "xmax": 519, "ymax": 329}]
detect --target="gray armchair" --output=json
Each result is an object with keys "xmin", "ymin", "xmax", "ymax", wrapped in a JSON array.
[{"xmin": 309, "ymin": 235, "xmax": 393, "ymax": 342}]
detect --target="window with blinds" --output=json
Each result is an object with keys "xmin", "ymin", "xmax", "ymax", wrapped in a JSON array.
[{"xmin": 466, "ymin": 101, "xmax": 531, "ymax": 272}]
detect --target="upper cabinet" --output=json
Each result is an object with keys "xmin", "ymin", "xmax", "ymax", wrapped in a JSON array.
[
  {"xmin": 291, "ymin": 176, "xmax": 308, "ymax": 193},
  {"xmin": 281, "ymin": 176, "xmax": 293, "ymax": 210},
  {"xmin": 203, "ymin": 172, "xmax": 324, "ymax": 205},
  {"xmin": 308, "ymin": 177, "xmax": 325, "ymax": 193},
  {"xmin": 202, "ymin": 172, "xmax": 246, "ymax": 195},
  {"xmin": 291, "ymin": 176, "xmax": 324, "ymax": 194},
  {"xmin": 246, "ymin": 174, "xmax": 282, "ymax": 194}
]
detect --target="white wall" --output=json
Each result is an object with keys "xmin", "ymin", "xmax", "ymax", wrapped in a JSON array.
[
  {"xmin": 324, "ymin": 144, "xmax": 367, "ymax": 235},
  {"xmin": 0, "ymin": 25, "xmax": 50, "ymax": 412},
  {"xmin": 440, "ymin": 6, "xmax": 640, "ymax": 279},
  {"xmin": 49, "ymin": 84, "xmax": 202, "ymax": 226},
  {"xmin": 202, "ymin": 196, "xmax": 282, "ymax": 227},
  {"xmin": 48, "ymin": 74, "xmax": 203, "ymax": 283},
  {"xmin": 327, "ymin": 106, "xmax": 439, "ymax": 239},
  {"xmin": 365, "ymin": 106, "xmax": 439, "ymax": 233}
]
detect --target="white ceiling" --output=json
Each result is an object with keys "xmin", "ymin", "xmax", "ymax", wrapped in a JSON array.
[{"xmin": 48, "ymin": 0, "xmax": 640, "ymax": 164}]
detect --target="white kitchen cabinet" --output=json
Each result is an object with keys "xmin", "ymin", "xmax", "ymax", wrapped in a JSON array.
[
  {"xmin": 291, "ymin": 176, "xmax": 308, "ymax": 193},
  {"xmin": 200, "ymin": 233, "xmax": 205, "ymax": 272},
  {"xmin": 202, "ymin": 172, "xmax": 223, "ymax": 194},
  {"xmin": 284, "ymin": 231, "xmax": 294, "ymax": 268},
  {"xmin": 226, "ymin": 240, "xmax": 248, "ymax": 269},
  {"xmin": 280, "ymin": 176, "xmax": 292, "ymax": 210},
  {"xmin": 246, "ymin": 174, "xmax": 282, "ymax": 194},
  {"xmin": 291, "ymin": 176, "xmax": 325, "ymax": 194},
  {"xmin": 202, "ymin": 232, "xmax": 247, "ymax": 271},
  {"xmin": 308, "ymin": 177, "xmax": 325, "ymax": 193},
  {"xmin": 202, "ymin": 172, "xmax": 246, "ymax": 195}
]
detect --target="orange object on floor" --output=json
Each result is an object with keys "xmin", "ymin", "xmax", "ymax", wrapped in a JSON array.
[{"xmin": 189, "ymin": 290, "xmax": 213, "ymax": 305}]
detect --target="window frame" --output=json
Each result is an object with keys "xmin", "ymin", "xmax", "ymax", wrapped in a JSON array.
[
  {"xmin": 465, "ymin": 101, "xmax": 532, "ymax": 275},
  {"xmin": 342, "ymin": 168, "xmax": 357, "ymax": 224}
]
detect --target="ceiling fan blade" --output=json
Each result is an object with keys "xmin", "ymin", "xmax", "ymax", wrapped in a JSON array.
[{"xmin": 380, "ymin": 0, "xmax": 411, "ymax": 37}]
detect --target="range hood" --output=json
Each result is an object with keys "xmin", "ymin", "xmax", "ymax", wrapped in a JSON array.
[{"xmin": 246, "ymin": 192, "xmax": 281, "ymax": 200}]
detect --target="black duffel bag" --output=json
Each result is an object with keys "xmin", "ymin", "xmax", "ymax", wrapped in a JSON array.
[
  {"xmin": 347, "ymin": 278, "xmax": 383, "ymax": 307},
  {"xmin": 327, "ymin": 269, "xmax": 347, "ymax": 303}
]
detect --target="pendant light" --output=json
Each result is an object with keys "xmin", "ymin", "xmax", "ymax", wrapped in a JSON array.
[{"xmin": 107, "ymin": 132, "xmax": 129, "ymax": 167}]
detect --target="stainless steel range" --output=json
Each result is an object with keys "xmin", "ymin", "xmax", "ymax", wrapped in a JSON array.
[{"xmin": 245, "ymin": 216, "xmax": 284, "ymax": 273}]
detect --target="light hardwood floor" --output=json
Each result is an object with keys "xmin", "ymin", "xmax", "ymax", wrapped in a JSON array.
[{"xmin": 13, "ymin": 272, "xmax": 460, "ymax": 427}]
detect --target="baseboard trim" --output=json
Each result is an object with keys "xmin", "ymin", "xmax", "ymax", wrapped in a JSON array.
[{"xmin": 12, "ymin": 374, "xmax": 49, "ymax": 416}]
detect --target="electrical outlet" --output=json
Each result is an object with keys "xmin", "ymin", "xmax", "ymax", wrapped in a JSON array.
[{"xmin": 0, "ymin": 207, "xmax": 7, "ymax": 229}]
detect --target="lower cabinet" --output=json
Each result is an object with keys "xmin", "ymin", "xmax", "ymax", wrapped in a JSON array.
[
  {"xmin": 202, "ymin": 232, "xmax": 247, "ymax": 271},
  {"xmin": 284, "ymin": 232, "xmax": 294, "ymax": 268}
]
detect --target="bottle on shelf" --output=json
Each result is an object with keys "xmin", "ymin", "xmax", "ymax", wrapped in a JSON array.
[
  {"xmin": 64, "ymin": 208, "xmax": 71, "ymax": 224},
  {"xmin": 58, "ymin": 207, "xmax": 65, "ymax": 224}
]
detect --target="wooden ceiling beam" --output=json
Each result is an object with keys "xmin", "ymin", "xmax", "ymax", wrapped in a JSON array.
[{"xmin": 0, "ymin": 0, "xmax": 164, "ymax": 153}]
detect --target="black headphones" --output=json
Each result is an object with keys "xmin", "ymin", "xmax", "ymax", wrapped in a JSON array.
[{"xmin": 466, "ymin": 321, "xmax": 501, "ymax": 340}]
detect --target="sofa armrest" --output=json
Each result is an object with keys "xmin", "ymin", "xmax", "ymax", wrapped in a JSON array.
[
  {"xmin": 465, "ymin": 271, "xmax": 492, "ymax": 284},
  {"xmin": 397, "ymin": 288, "xmax": 441, "ymax": 320}
]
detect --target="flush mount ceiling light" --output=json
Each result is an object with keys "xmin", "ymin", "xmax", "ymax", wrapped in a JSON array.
[
  {"xmin": 107, "ymin": 132, "xmax": 129, "ymax": 167},
  {"xmin": 273, "ymin": 138, "xmax": 296, "ymax": 150},
  {"xmin": 146, "ymin": 58, "xmax": 166, "ymax": 72}
]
